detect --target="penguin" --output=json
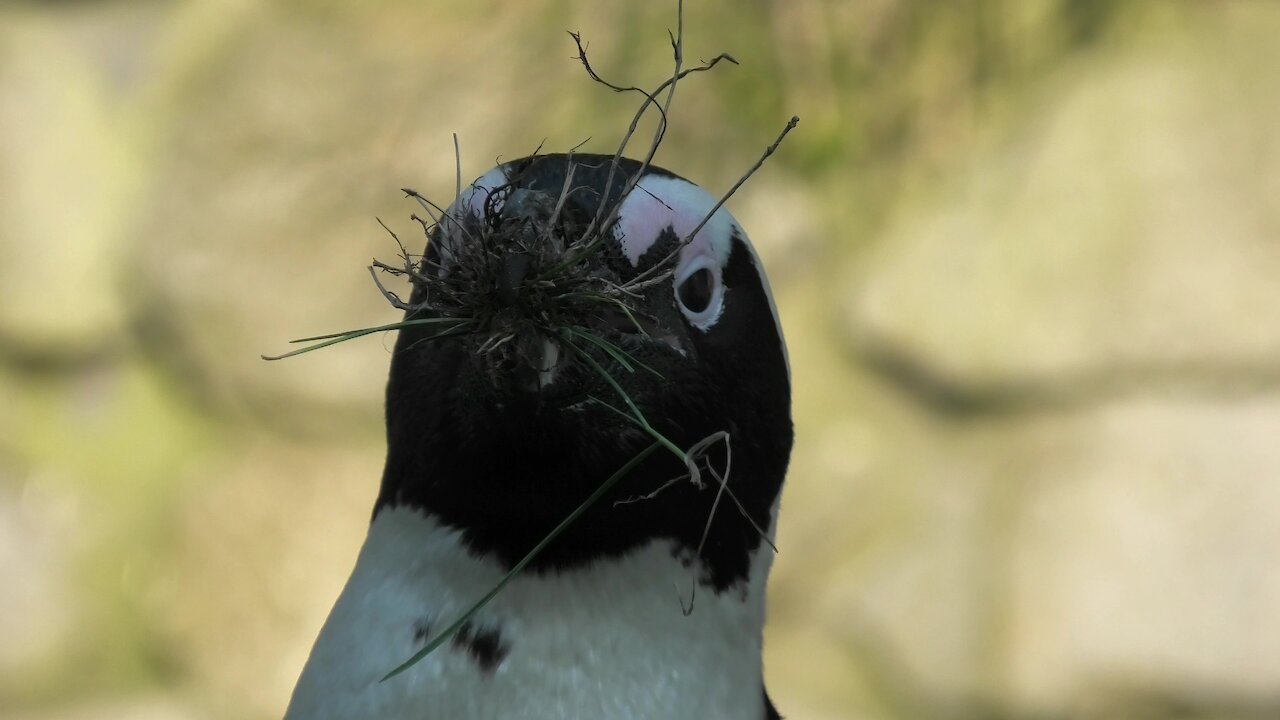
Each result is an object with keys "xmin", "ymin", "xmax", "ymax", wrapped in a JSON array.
[{"xmin": 284, "ymin": 154, "xmax": 793, "ymax": 720}]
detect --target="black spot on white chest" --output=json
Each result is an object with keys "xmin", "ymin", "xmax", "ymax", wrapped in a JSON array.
[
  {"xmin": 450, "ymin": 621, "xmax": 509, "ymax": 674},
  {"xmin": 411, "ymin": 615, "xmax": 509, "ymax": 676}
]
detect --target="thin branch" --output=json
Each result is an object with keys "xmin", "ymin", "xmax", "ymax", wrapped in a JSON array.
[
  {"xmin": 402, "ymin": 187, "xmax": 443, "ymax": 225},
  {"xmin": 403, "ymin": 187, "xmax": 477, "ymax": 246},
  {"xmin": 549, "ymin": 156, "xmax": 579, "ymax": 235},
  {"xmin": 377, "ymin": 217, "xmax": 411, "ymax": 262},
  {"xmin": 683, "ymin": 115, "xmax": 800, "ymax": 245},
  {"xmin": 368, "ymin": 265, "xmax": 413, "ymax": 310},
  {"xmin": 681, "ymin": 431, "xmax": 731, "ymax": 615},
  {"xmin": 567, "ymin": 1, "xmax": 739, "ymax": 249},
  {"xmin": 621, "ymin": 115, "xmax": 800, "ymax": 293},
  {"xmin": 453, "ymin": 133, "xmax": 462, "ymax": 206},
  {"xmin": 613, "ymin": 472, "xmax": 684, "ymax": 506}
]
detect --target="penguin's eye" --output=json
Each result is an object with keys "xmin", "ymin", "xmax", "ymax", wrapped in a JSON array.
[
  {"xmin": 674, "ymin": 260, "xmax": 723, "ymax": 329},
  {"xmin": 677, "ymin": 268, "xmax": 714, "ymax": 314}
]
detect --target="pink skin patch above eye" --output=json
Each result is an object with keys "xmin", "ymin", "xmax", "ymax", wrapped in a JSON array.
[
  {"xmin": 612, "ymin": 175, "xmax": 735, "ymax": 270},
  {"xmin": 616, "ymin": 174, "xmax": 789, "ymax": 378}
]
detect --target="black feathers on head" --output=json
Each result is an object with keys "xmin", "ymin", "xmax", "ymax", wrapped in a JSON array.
[{"xmin": 376, "ymin": 154, "xmax": 792, "ymax": 592}]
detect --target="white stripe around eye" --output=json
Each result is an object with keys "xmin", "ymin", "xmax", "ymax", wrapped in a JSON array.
[{"xmin": 615, "ymin": 174, "xmax": 789, "ymax": 380}]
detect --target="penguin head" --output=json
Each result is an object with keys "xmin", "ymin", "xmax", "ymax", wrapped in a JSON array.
[{"xmin": 379, "ymin": 154, "xmax": 792, "ymax": 589}]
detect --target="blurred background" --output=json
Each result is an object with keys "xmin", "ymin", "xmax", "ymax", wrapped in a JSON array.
[{"xmin": 2, "ymin": 1, "xmax": 1279, "ymax": 718}]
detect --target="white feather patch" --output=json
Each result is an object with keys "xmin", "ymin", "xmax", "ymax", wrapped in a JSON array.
[{"xmin": 285, "ymin": 506, "xmax": 775, "ymax": 720}]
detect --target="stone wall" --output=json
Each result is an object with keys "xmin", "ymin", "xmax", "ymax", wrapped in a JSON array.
[{"xmin": 2, "ymin": 2, "xmax": 1277, "ymax": 719}]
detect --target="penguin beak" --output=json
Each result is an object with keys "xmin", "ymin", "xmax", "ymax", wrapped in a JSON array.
[{"xmin": 489, "ymin": 330, "xmax": 563, "ymax": 396}]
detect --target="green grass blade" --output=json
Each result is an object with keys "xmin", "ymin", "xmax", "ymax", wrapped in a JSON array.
[
  {"xmin": 555, "ymin": 292, "xmax": 649, "ymax": 340},
  {"xmin": 584, "ymin": 394, "xmax": 634, "ymax": 423},
  {"xmin": 288, "ymin": 318, "xmax": 462, "ymax": 343},
  {"xmin": 563, "ymin": 327, "xmax": 634, "ymax": 372},
  {"xmin": 562, "ymin": 326, "xmax": 663, "ymax": 379},
  {"xmin": 563, "ymin": 336, "xmax": 688, "ymax": 466},
  {"xmin": 261, "ymin": 318, "xmax": 467, "ymax": 360}
]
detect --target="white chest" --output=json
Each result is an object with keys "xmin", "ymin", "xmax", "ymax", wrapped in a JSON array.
[{"xmin": 284, "ymin": 507, "xmax": 774, "ymax": 720}]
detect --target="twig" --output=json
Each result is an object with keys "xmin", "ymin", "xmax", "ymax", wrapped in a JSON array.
[
  {"xmin": 549, "ymin": 156, "xmax": 579, "ymax": 237},
  {"xmin": 567, "ymin": 0, "xmax": 739, "ymax": 248},
  {"xmin": 681, "ymin": 431, "xmax": 731, "ymax": 615},
  {"xmin": 377, "ymin": 217, "xmax": 412, "ymax": 262},
  {"xmin": 613, "ymin": 472, "xmax": 684, "ymax": 506},
  {"xmin": 683, "ymin": 115, "xmax": 800, "ymax": 245},
  {"xmin": 403, "ymin": 187, "xmax": 478, "ymax": 246},
  {"xmin": 453, "ymin": 133, "xmax": 462, "ymax": 206},
  {"xmin": 621, "ymin": 115, "xmax": 800, "ymax": 292},
  {"xmin": 368, "ymin": 265, "xmax": 413, "ymax": 311}
]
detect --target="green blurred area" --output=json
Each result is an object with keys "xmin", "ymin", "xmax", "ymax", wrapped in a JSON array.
[{"xmin": 3, "ymin": 1, "xmax": 1280, "ymax": 719}]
